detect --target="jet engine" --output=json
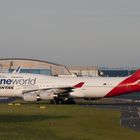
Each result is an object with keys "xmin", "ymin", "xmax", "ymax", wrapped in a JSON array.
[
  {"xmin": 23, "ymin": 93, "xmax": 39, "ymax": 101},
  {"xmin": 23, "ymin": 90, "xmax": 58, "ymax": 101},
  {"xmin": 39, "ymin": 90, "xmax": 57, "ymax": 100}
]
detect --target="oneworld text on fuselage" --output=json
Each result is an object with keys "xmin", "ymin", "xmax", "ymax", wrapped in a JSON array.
[{"xmin": 0, "ymin": 78, "xmax": 36, "ymax": 85}]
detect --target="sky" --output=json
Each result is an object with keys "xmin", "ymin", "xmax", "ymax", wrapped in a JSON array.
[{"xmin": 0, "ymin": 0, "xmax": 140, "ymax": 67}]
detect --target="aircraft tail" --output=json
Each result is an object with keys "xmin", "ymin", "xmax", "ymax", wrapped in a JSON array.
[
  {"xmin": 105, "ymin": 69, "xmax": 140, "ymax": 97},
  {"xmin": 12, "ymin": 66, "xmax": 22, "ymax": 73},
  {"xmin": 132, "ymin": 69, "xmax": 140, "ymax": 77}
]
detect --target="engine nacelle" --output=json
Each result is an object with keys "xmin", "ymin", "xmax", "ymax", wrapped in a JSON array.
[
  {"xmin": 23, "ymin": 93, "xmax": 38, "ymax": 101},
  {"xmin": 23, "ymin": 90, "xmax": 58, "ymax": 102},
  {"xmin": 39, "ymin": 90, "xmax": 57, "ymax": 100}
]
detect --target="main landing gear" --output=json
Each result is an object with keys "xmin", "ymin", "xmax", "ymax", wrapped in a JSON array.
[{"xmin": 50, "ymin": 98, "xmax": 76, "ymax": 104}]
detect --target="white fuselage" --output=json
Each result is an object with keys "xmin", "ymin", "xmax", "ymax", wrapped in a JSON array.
[{"xmin": 0, "ymin": 73, "xmax": 127, "ymax": 99}]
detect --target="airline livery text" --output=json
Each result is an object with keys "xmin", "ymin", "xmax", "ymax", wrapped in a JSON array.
[{"xmin": 0, "ymin": 78, "xmax": 36, "ymax": 85}]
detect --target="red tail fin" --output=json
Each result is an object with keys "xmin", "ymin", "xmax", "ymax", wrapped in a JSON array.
[{"xmin": 132, "ymin": 69, "xmax": 140, "ymax": 77}]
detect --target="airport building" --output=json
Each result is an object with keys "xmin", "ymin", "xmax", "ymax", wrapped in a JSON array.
[
  {"xmin": 68, "ymin": 66, "xmax": 99, "ymax": 77},
  {"xmin": 100, "ymin": 69, "xmax": 136, "ymax": 77},
  {"xmin": 68, "ymin": 66, "xmax": 137, "ymax": 77},
  {"xmin": 0, "ymin": 58, "xmax": 71, "ymax": 76},
  {"xmin": 0, "ymin": 58, "xmax": 135, "ymax": 77}
]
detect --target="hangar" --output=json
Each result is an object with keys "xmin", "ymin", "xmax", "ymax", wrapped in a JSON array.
[
  {"xmin": 0, "ymin": 58, "xmax": 71, "ymax": 76},
  {"xmin": 68, "ymin": 66, "xmax": 99, "ymax": 77}
]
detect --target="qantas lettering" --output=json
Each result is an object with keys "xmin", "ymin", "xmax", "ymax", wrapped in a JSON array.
[{"xmin": 0, "ymin": 86, "xmax": 14, "ymax": 89}]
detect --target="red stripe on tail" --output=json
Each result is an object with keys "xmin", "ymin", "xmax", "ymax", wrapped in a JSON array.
[{"xmin": 105, "ymin": 69, "xmax": 140, "ymax": 97}]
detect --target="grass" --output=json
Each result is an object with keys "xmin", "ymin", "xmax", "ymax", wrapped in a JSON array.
[{"xmin": 0, "ymin": 104, "xmax": 139, "ymax": 140}]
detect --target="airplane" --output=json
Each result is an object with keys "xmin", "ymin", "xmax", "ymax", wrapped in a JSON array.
[{"xmin": 0, "ymin": 69, "xmax": 140, "ymax": 104}]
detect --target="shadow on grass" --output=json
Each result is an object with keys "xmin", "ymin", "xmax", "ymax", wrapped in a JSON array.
[{"xmin": 0, "ymin": 115, "xmax": 70, "ymax": 123}]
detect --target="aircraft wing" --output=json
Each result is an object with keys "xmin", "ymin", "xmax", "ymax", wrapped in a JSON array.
[{"xmin": 22, "ymin": 82, "xmax": 85, "ymax": 94}]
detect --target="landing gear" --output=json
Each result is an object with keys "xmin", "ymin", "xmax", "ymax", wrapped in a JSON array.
[
  {"xmin": 63, "ymin": 98, "xmax": 76, "ymax": 104},
  {"xmin": 49, "ymin": 97, "xmax": 63, "ymax": 104},
  {"xmin": 50, "ymin": 98, "xmax": 76, "ymax": 104}
]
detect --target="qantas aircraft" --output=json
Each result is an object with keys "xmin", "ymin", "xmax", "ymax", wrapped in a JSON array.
[{"xmin": 0, "ymin": 69, "xmax": 140, "ymax": 103}]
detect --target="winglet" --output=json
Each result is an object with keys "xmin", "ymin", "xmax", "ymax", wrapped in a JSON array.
[{"xmin": 73, "ymin": 82, "xmax": 84, "ymax": 88}]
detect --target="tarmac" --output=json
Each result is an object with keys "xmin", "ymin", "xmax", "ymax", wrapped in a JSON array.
[{"xmin": 81, "ymin": 103, "xmax": 140, "ymax": 131}]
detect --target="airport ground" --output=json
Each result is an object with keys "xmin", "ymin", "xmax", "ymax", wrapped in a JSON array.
[{"xmin": 0, "ymin": 103, "xmax": 140, "ymax": 140}]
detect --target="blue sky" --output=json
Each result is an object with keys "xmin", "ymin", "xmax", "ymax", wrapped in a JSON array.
[{"xmin": 0, "ymin": 0, "xmax": 140, "ymax": 67}]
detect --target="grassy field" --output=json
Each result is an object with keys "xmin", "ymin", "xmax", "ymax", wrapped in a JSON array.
[{"xmin": 0, "ymin": 104, "xmax": 139, "ymax": 140}]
